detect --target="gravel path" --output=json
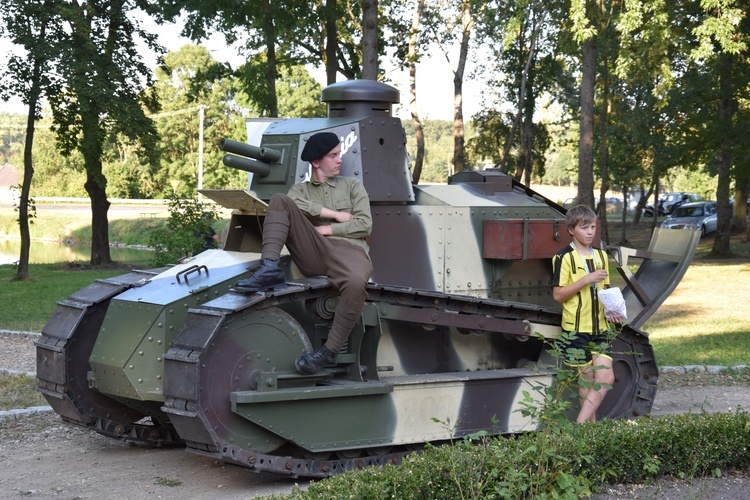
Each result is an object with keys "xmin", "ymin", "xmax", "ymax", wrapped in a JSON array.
[{"xmin": 0, "ymin": 332, "xmax": 37, "ymax": 375}]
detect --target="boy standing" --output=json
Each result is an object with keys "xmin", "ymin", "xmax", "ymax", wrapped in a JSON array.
[{"xmin": 552, "ymin": 205, "xmax": 618, "ymax": 422}]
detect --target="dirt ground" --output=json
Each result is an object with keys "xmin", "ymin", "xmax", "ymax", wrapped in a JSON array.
[
  {"xmin": 1, "ymin": 333, "xmax": 750, "ymax": 499},
  {"xmin": 1, "ymin": 385, "xmax": 749, "ymax": 500}
]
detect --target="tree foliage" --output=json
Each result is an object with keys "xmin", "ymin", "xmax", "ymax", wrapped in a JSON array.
[
  {"xmin": 1, "ymin": 0, "xmax": 748, "ymax": 258},
  {"xmin": 148, "ymin": 195, "xmax": 220, "ymax": 266},
  {"xmin": 0, "ymin": 0, "xmax": 64, "ymax": 278}
]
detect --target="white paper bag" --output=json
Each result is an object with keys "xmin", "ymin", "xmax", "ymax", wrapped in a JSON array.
[{"xmin": 598, "ymin": 287, "xmax": 627, "ymax": 323}]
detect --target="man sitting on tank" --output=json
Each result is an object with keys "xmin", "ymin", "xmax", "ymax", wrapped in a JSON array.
[{"xmin": 234, "ymin": 131, "xmax": 373, "ymax": 375}]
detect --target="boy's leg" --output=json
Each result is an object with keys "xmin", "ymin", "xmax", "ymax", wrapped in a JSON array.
[
  {"xmin": 576, "ymin": 354, "xmax": 614, "ymax": 423},
  {"xmin": 576, "ymin": 365, "xmax": 594, "ymax": 407}
]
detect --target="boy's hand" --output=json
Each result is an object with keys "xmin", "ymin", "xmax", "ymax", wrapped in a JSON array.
[
  {"xmin": 605, "ymin": 312, "xmax": 626, "ymax": 323},
  {"xmin": 587, "ymin": 269, "xmax": 608, "ymax": 284}
]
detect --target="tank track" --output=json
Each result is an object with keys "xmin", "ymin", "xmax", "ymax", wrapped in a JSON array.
[
  {"xmin": 35, "ymin": 267, "xmax": 182, "ymax": 447},
  {"xmin": 162, "ymin": 278, "xmax": 658, "ymax": 477}
]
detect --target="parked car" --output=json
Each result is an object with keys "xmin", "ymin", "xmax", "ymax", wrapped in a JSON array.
[
  {"xmin": 643, "ymin": 192, "xmax": 702, "ymax": 218},
  {"xmin": 660, "ymin": 192, "xmax": 701, "ymax": 214},
  {"xmin": 660, "ymin": 201, "xmax": 718, "ymax": 237}
]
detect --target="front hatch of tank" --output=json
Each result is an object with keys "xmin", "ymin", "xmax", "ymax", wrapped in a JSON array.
[{"xmin": 87, "ymin": 251, "xmax": 259, "ymax": 407}]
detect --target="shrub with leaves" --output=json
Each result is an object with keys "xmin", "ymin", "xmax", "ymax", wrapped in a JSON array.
[
  {"xmin": 148, "ymin": 195, "xmax": 219, "ymax": 266},
  {"xmin": 273, "ymin": 410, "xmax": 750, "ymax": 500}
]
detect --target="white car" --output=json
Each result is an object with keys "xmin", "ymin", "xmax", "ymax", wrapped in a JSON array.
[{"xmin": 660, "ymin": 201, "xmax": 718, "ymax": 237}]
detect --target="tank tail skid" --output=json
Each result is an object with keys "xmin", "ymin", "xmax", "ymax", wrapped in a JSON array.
[{"xmin": 35, "ymin": 267, "xmax": 182, "ymax": 447}]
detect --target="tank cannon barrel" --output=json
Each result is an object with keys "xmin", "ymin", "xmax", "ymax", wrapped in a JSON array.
[
  {"xmin": 219, "ymin": 138, "xmax": 281, "ymax": 163},
  {"xmin": 219, "ymin": 138, "xmax": 282, "ymax": 178},
  {"xmin": 221, "ymin": 154, "xmax": 271, "ymax": 177}
]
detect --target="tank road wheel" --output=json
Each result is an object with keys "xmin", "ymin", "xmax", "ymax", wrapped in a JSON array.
[
  {"xmin": 35, "ymin": 270, "xmax": 180, "ymax": 446},
  {"xmin": 598, "ymin": 325, "xmax": 659, "ymax": 420},
  {"xmin": 164, "ymin": 306, "xmax": 312, "ymax": 467}
]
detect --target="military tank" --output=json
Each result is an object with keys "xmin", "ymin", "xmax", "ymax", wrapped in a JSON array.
[{"xmin": 36, "ymin": 79, "xmax": 700, "ymax": 478}]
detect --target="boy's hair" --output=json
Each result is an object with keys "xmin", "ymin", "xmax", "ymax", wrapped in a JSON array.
[{"xmin": 565, "ymin": 204, "xmax": 597, "ymax": 229}]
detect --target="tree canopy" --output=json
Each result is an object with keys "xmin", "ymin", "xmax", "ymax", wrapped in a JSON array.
[{"xmin": 1, "ymin": 0, "xmax": 748, "ymax": 255}]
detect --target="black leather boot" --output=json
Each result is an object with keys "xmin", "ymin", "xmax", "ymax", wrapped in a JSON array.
[
  {"xmin": 295, "ymin": 345, "xmax": 335, "ymax": 374},
  {"xmin": 235, "ymin": 259, "xmax": 285, "ymax": 293}
]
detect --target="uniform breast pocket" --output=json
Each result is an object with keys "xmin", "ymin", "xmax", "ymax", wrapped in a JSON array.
[{"xmin": 335, "ymin": 201, "xmax": 353, "ymax": 212}]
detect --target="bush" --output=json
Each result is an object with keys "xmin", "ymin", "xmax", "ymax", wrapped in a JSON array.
[
  {"xmin": 274, "ymin": 410, "xmax": 750, "ymax": 500},
  {"xmin": 582, "ymin": 410, "xmax": 750, "ymax": 483},
  {"xmin": 147, "ymin": 195, "xmax": 219, "ymax": 266}
]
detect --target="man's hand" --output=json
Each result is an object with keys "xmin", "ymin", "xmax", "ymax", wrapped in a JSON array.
[
  {"xmin": 333, "ymin": 211, "xmax": 354, "ymax": 223},
  {"xmin": 319, "ymin": 207, "xmax": 354, "ymax": 223},
  {"xmin": 315, "ymin": 225, "xmax": 333, "ymax": 236}
]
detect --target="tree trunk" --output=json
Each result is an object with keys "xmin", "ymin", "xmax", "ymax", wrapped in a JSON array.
[
  {"xmin": 578, "ymin": 35, "xmax": 596, "ymax": 210},
  {"xmin": 361, "ymin": 0, "xmax": 378, "ymax": 80},
  {"xmin": 709, "ymin": 54, "xmax": 735, "ymax": 258},
  {"xmin": 16, "ymin": 82, "xmax": 40, "ymax": 281},
  {"xmin": 452, "ymin": 77, "xmax": 464, "ymax": 176},
  {"xmin": 80, "ymin": 107, "xmax": 112, "ymax": 266},
  {"xmin": 451, "ymin": 5, "xmax": 472, "ymax": 175},
  {"xmin": 732, "ymin": 183, "xmax": 748, "ymax": 233},
  {"xmin": 408, "ymin": 0, "xmax": 425, "ymax": 184},
  {"xmin": 501, "ymin": 17, "xmax": 540, "ymax": 178},
  {"xmin": 651, "ymin": 178, "xmax": 660, "ymax": 233},
  {"xmin": 618, "ymin": 186, "xmax": 629, "ymax": 245},
  {"xmin": 325, "ymin": 0, "xmax": 338, "ymax": 84},
  {"xmin": 598, "ymin": 53, "xmax": 610, "ymax": 243},
  {"xmin": 262, "ymin": 0, "xmax": 278, "ymax": 117},
  {"xmin": 521, "ymin": 77, "xmax": 536, "ymax": 186}
]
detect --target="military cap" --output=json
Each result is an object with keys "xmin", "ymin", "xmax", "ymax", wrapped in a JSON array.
[{"xmin": 300, "ymin": 132, "xmax": 340, "ymax": 162}]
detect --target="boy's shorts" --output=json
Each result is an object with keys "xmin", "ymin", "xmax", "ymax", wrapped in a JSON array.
[{"xmin": 562, "ymin": 331, "xmax": 613, "ymax": 367}]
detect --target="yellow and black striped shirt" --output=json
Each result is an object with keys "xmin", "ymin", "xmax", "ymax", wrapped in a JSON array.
[{"xmin": 551, "ymin": 245, "xmax": 609, "ymax": 334}]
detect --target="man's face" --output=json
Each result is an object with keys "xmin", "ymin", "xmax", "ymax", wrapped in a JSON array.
[{"xmin": 311, "ymin": 144, "xmax": 342, "ymax": 181}]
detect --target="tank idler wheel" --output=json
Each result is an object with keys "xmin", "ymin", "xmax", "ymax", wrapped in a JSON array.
[{"xmin": 177, "ymin": 306, "xmax": 313, "ymax": 458}]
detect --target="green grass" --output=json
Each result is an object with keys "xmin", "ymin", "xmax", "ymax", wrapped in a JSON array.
[
  {"xmin": 0, "ymin": 373, "xmax": 48, "ymax": 410},
  {"xmin": 644, "ymin": 261, "xmax": 750, "ymax": 367},
  {"xmin": 0, "ymin": 263, "xmax": 137, "ymax": 332}
]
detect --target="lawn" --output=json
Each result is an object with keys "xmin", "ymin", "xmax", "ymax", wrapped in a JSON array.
[
  {"xmin": 0, "ymin": 263, "xmax": 135, "ymax": 332},
  {"xmin": 644, "ymin": 261, "xmax": 750, "ymax": 367}
]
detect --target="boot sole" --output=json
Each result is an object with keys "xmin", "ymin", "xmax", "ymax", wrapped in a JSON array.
[{"xmin": 232, "ymin": 282, "xmax": 287, "ymax": 294}]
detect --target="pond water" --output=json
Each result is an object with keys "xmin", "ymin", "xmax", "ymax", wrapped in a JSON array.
[{"xmin": 0, "ymin": 239, "xmax": 152, "ymax": 265}]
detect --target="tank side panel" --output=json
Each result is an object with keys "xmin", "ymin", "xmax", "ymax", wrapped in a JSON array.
[
  {"xmin": 369, "ymin": 205, "xmax": 444, "ymax": 291},
  {"xmin": 444, "ymin": 207, "xmax": 491, "ymax": 297}
]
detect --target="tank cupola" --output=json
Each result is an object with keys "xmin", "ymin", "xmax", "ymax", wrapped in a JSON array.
[{"xmin": 321, "ymin": 79, "xmax": 399, "ymax": 118}]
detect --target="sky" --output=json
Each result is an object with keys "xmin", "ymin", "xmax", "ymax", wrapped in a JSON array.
[{"xmin": 0, "ymin": 14, "xmax": 484, "ymax": 122}]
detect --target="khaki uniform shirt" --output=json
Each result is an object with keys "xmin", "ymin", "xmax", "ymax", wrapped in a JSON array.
[{"xmin": 287, "ymin": 176, "xmax": 372, "ymax": 255}]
